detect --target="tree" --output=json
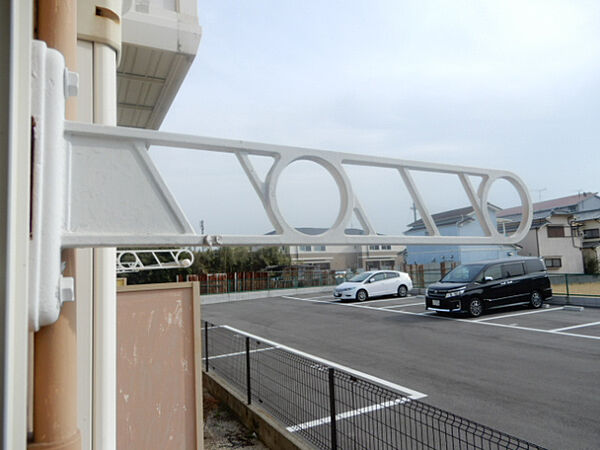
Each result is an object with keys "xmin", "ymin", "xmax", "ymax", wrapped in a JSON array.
[{"xmin": 584, "ymin": 255, "xmax": 599, "ymax": 275}]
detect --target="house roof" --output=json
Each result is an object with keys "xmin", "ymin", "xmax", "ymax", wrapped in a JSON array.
[
  {"xmin": 406, "ymin": 204, "xmax": 501, "ymax": 231},
  {"xmin": 497, "ymin": 192, "xmax": 597, "ymax": 218},
  {"xmin": 573, "ymin": 208, "xmax": 600, "ymax": 222}
]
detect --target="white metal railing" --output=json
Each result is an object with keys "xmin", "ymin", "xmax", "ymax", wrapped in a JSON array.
[{"xmin": 62, "ymin": 121, "xmax": 533, "ymax": 248}]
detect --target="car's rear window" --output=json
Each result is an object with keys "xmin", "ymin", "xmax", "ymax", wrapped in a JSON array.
[
  {"xmin": 502, "ymin": 262, "xmax": 525, "ymax": 278},
  {"xmin": 525, "ymin": 259, "xmax": 546, "ymax": 273}
]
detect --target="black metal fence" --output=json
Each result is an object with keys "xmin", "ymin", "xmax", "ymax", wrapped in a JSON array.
[{"xmin": 202, "ymin": 321, "xmax": 545, "ymax": 450}]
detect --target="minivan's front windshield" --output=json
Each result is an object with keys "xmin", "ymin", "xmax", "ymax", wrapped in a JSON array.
[
  {"xmin": 441, "ymin": 264, "xmax": 485, "ymax": 283},
  {"xmin": 349, "ymin": 272, "xmax": 373, "ymax": 282}
]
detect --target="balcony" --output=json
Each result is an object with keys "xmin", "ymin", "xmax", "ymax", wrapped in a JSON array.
[{"xmin": 117, "ymin": 0, "xmax": 202, "ymax": 129}]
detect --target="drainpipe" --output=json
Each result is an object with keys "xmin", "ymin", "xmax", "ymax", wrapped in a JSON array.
[
  {"xmin": 31, "ymin": 1, "xmax": 81, "ymax": 449},
  {"xmin": 91, "ymin": 16, "xmax": 120, "ymax": 450}
]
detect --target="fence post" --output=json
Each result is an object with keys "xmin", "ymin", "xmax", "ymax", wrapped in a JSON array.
[
  {"xmin": 328, "ymin": 368, "xmax": 337, "ymax": 450},
  {"xmin": 246, "ymin": 337, "xmax": 252, "ymax": 405},
  {"xmin": 565, "ymin": 273, "xmax": 570, "ymax": 305},
  {"xmin": 204, "ymin": 322, "xmax": 209, "ymax": 372}
]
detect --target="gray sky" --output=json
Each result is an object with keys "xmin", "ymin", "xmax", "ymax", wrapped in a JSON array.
[{"xmin": 151, "ymin": 0, "xmax": 600, "ymax": 236}]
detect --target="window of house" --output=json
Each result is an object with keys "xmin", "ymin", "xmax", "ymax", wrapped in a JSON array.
[
  {"xmin": 366, "ymin": 261, "xmax": 380, "ymax": 270},
  {"xmin": 544, "ymin": 257, "xmax": 562, "ymax": 268},
  {"xmin": 583, "ymin": 228, "xmax": 600, "ymax": 239},
  {"xmin": 369, "ymin": 245, "xmax": 380, "ymax": 250},
  {"xmin": 313, "ymin": 245, "xmax": 326, "ymax": 251},
  {"xmin": 299, "ymin": 245, "xmax": 312, "ymax": 252},
  {"xmin": 547, "ymin": 226, "xmax": 565, "ymax": 238}
]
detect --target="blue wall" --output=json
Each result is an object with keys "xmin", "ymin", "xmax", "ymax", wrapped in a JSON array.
[{"xmin": 405, "ymin": 210, "xmax": 515, "ymax": 264}]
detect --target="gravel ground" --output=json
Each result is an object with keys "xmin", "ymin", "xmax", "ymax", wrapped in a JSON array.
[{"xmin": 203, "ymin": 389, "xmax": 269, "ymax": 450}]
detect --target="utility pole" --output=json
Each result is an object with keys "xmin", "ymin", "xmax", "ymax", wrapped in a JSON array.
[
  {"xmin": 411, "ymin": 202, "xmax": 418, "ymax": 222},
  {"xmin": 531, "ymin": 188, "xmax": 547, "ymax": 202}
]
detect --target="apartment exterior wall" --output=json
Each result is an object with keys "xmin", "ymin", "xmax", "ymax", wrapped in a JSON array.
[{"xmin": 288, "ymin": 244, "xmax": 405, "ymax": 271}]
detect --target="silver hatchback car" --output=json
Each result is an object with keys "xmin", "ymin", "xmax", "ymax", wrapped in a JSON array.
[{"xmin": 333, "ymin": 270, "xmax": 413, "ymax": 301}]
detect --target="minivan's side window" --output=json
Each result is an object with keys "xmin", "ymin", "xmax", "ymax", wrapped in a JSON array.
[
  {"xmin": 502, "ymin": 263, "xmax": 525, "ymax": 278},
  {"xmin": 482, "ymin": 264, "xmax": 502, "ymax": 281},
  {"xmin": 525, "ymin": 259, "xmax": 545, "ymax": 273}
]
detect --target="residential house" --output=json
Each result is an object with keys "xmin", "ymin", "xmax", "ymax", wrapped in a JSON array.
[
  {"xmin": 404, "ymin": 205, "xmax": 517, "ymax": 265},
  {"xmin": 574, "ymin": 209, "xmax": 600, "ymax": 272},
  {"xmin": 497, "ymin": 193, "xmax": 600, "ymax": 274}
]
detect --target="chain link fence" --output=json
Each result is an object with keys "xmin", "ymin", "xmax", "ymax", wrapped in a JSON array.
[{"xmin": 202, "ymin": 321, "xmax": 545, "ymax": 450}]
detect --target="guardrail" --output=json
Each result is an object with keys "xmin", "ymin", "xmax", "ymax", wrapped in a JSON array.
[
  {"xmin": 202, "ymin": 321, "xmax": 545, "ymax": 450},
  {"xmin": 549, "ymin": 273, "xmax": 600, "ymax": 299}
]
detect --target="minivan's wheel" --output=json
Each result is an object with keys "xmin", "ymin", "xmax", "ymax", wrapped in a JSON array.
[
  {"xmin": 530, "ymin": 291, "xmax": 543, "ymax": 309},
  {"xmin": 397, "ymin": 285, "xmax": 408, "ymax": 298},
  {"xmin": 356, "ymin": 289, "xmax": 368, "ymax": 302},
  {"xmin": 468, "ymin": 299, "xmax": 483, "ymax": 318}
]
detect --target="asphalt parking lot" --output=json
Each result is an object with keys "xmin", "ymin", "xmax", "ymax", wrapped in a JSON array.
[{"xmin": 202, "ymin": 290, "xmax": 600, "ymax": 450}]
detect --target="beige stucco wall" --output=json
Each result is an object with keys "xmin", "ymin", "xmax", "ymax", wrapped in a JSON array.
[
  {"xmin": 538, "ymin": 217, "xmax": 583, "ymax": 273},
  {"xmin": 117, "ymin": 282, "xmax": 202, "ymax": 449}
]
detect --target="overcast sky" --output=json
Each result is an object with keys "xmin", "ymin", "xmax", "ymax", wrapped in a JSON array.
[{"xmin": 151, "ymin": 0, "xmax": 600, "ymax": 237}]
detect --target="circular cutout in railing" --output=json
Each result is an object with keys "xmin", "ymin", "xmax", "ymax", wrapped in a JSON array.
[
  {"xmin": 486, "ymin": 177, "xmax": 526, "ymax": 237},
  {"xmin": 275, "ymin": 160, "xmax": 342, "ymax": 235}
]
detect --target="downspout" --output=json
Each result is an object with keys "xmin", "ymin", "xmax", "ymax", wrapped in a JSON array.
[
  {"xmin": 31, "ymin": 1, "xmax": 81, "ymax": 449},
  {"xmin": 76, "ymin": 2, "xmax": 122, "ymax": 447}
]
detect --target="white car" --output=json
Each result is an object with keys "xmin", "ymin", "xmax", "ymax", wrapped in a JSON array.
[{"xmin": 333, "ymin": 270, "xmax": 413, "ymax": 302}]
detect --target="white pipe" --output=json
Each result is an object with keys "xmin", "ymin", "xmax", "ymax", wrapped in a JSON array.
[{"xmin": 92, "ymin": 42, "xmax": 117, "ymax": 450}]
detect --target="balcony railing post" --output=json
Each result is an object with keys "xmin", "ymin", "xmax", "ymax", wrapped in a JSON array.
[
  {"xmin": 246, "ymin": 336, "xmax": 252, "ymax": 405},
  {"xmin": 328, "ymin": 367, "xmax": 337, "ymax": 450}
]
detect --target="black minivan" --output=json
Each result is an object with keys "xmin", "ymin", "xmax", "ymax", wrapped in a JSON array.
[{"xmin": 425, "ymin": 257, "xmax": 552, "ymax": 317}]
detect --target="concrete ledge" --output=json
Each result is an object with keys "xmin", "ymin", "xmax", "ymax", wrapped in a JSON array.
[
  {"xmin": 203, "ymin": 371, "xmax": 309, "ymax": 450},
  {"xmin": 200, "ymin": 286, "xmax": 333, "ymax": 305},
  {"xmin": 547, "ymin": 295, "xmax": 600, "ymax": 308}
]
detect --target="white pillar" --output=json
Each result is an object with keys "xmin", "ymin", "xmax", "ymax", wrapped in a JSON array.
[
  {"xmin": 92, "ymin": 43, "xmax": 117, "ymax": 450},
  {"xmin": 2, "ymin": 1, "xmax": 32, "ymax": 449}
]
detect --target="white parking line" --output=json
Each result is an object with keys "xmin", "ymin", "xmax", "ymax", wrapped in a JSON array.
[
  {"xmin": 222, "ymin": 324, "xmax": 427, "ymax": 400},
  {"xmin": 353, "ymin": 296, "xmax": 417, "ymax": 304},
  {"xmin": 382, "ymin": 302, "xmax": 425, "ymax": 309},
  {"xmin": 550, "ymin": 320, "xmax": 600, "ymax": 332},
  {"xmin": 209, "ymin": 346, "xmax": 277, "ymax": 360},
  {"xmin": 280, "ymin": 295, "xmax": 600, "ymax": 340},
  {"xmin": 287, "ymin": 398, "xmax": 410, "ymax": 433},
  {"xmin": 473, "ymin": 307, "xmax": 563, "ymax": 322}
]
